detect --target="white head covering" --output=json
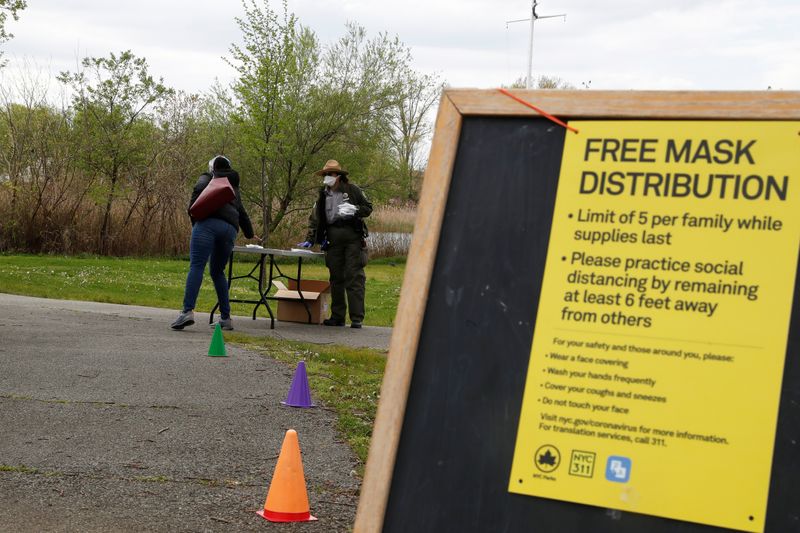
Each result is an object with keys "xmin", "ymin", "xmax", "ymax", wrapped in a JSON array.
[{"xmin": 208, "ymin": 155, "xmax": 231, "ymax": 174}]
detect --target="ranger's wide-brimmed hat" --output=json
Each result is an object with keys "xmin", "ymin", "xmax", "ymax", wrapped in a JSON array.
[{"xmin": 314, "ymin": 159, "xmax": 349, "ymax": 176}]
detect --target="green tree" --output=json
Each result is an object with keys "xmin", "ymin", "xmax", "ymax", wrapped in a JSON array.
[
  {"xmin": 227, "ymin": 0, "xmax": 307, "ymax": 243},
  {"xmin": 308, "ymin": 24, "xmax": 410, "ymax": 199},
  {"xmin": 58, "ymin": 51, "xmax": 173, "ymax": 253},
  {"xmin": 0, "ymin": 0, "xmax": 26, "ymax": 66},
  {"xmin": 228, "ymin": 1, "xmax": 413, "ymax": 244}
]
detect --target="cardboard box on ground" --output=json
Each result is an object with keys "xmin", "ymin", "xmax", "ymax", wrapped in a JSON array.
[{"xmin": 272, "ymin": 279, "xmax": 331, "ymax": 324}]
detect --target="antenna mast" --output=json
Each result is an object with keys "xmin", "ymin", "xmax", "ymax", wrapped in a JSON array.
[{"xmin": 506, "ymin": 1, "xmax": 566, "ymax": 89}]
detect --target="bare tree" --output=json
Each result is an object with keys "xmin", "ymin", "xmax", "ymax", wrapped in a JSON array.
[
  {"xmin": 503, "ymin": 74, "xmax": 575, "ymax": 89},
  {"xmin": 0, "ymin": 65, "xmax": 90, "ymax": 251},
  {"xmin": 58, "ymin": 51, "xmax": 173, "ymax": 253},
  {"xmin": 387, "ymin": 70, "xmax": 443, "ymax": 201}
]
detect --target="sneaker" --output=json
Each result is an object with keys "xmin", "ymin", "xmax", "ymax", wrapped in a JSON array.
[
  {"xmin": 350, "ymin": 321, "xmax": 362, "ymax": 329},
  {"xmin": 170, "ymin": 310, "xmax": 195, "ymax": 330},
  {"xmin": 210, "ymin": 317, "xmax": 234, "ymax": 331},
  {"xmin": 323, "ymin": 318, "xmax": 345, "ymax": 327}
]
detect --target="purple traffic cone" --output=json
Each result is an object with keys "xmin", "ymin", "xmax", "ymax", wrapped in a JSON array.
[{"xmin": 282, "ymin": 361, "xmax": 316, "ymax": 408}]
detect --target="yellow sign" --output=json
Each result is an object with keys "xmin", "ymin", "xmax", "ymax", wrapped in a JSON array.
[{"xmin": 509, "ymin": 121, "xmax": 800, "ymax": 532}]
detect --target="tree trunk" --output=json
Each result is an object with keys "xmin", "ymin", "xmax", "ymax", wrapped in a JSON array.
[
  {"xmin": 260, "ymin": 155, "xmax": 271, "ymax": 245},
  {"xmin": 99, "ymin": 166, "xmax": 118, "ymax": 254}
]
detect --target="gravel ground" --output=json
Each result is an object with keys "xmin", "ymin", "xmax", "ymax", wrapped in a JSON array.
[{"xmin": 0, "ymin": 294, "xmax": 384, "ymax": 532}]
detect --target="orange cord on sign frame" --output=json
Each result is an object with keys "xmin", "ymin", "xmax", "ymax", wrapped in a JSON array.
[{"xmin": 497, "ymin": 88, "xmax": 579, "ymax": 134}]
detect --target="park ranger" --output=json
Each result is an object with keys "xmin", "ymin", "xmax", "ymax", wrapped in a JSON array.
[{"xmin": 299, "ymin": 160, "xmax": 372, "ymax": 328}]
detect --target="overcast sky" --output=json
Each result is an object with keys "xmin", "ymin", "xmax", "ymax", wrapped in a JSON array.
[{"xmin": 2, "ymin": 0, "xmax": 799, "ymax": 96}]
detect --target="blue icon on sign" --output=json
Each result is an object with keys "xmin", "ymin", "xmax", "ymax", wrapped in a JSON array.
[{"xmin": 605, "ymin": 456, "xmax": 631, "ymax": 483}]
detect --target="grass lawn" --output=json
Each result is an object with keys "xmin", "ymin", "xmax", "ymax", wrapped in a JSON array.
[{"xmin": 0, "ymin": 253, "xmax": 405, "ymax": 327}]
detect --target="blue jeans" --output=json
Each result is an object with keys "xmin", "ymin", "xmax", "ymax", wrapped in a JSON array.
[{"xmin": 182, "ymin": 218, "xmax": 237, "ymax": 318}]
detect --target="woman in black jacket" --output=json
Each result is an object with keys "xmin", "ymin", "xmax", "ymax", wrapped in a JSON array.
[{"xmin": 170, "ymin": 155, "xmax": 256, "ymax": 331}]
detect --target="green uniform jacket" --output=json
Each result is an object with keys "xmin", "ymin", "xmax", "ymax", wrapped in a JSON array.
[{"xmin": 305, "ymin": 182, "xmax": 372, "ymax": 245}]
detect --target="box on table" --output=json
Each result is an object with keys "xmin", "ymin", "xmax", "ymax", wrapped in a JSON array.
[{"xmin": 272, "ymin": 279, "xmax": 331, "ymax": 324}]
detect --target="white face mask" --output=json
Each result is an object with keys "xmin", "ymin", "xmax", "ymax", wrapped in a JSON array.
[{"xmin": 323, "ymin": 175, "xmax": 337, "ymax": 187}]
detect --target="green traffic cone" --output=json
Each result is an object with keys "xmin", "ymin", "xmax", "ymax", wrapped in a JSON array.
[{"xmin": 208, "ymin": 323, "xmax": 227, "ymax": 357}]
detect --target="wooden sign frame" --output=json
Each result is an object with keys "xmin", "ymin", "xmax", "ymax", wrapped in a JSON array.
[{"xmin": 354, "ymin": 89, "xmax": 800, "ymax": 532}]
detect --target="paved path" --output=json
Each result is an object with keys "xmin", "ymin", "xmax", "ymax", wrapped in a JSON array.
[
  {"xmin": 0, "ymin": 293, "xmax": 392, "ymax": 350},
  {"xmin": 0, "ymin": 294, "xmax": 389, "ymax": 531}
]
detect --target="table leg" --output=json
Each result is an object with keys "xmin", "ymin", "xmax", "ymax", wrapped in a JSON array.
[
  {"xmin": 251, "ymin": 254, "xmax": 273, "ymax": 326},
  {"xmin": 296, "ymin": 258, "xmax": 312, "ymax": 324},
  {"xmin": 263, "ymin": 254, "xmax": 275, "ymax": 329},
  {"xmin": 252, "ymin": 254, "xmax": 264, "ymax": 320}
]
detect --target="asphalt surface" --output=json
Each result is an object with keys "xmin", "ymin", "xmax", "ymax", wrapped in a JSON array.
[{"xmin": 0, "ymin": 294, "xmax": 392, "ymax": 532}]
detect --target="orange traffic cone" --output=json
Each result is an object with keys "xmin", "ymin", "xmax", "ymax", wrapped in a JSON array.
[{"xmin": 256, "ymin": 429, "xmax": 318, "ymax": 522}]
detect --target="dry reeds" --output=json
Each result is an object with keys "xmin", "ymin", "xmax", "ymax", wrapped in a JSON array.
[{"xmin": 368, "ymin": 204, "xmax": 416, "ymax": 234}]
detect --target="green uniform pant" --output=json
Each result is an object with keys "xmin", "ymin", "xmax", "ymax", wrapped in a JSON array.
[{"xmin": 325, "ymin": 225, "xmax": 367, "ymax": 322}]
